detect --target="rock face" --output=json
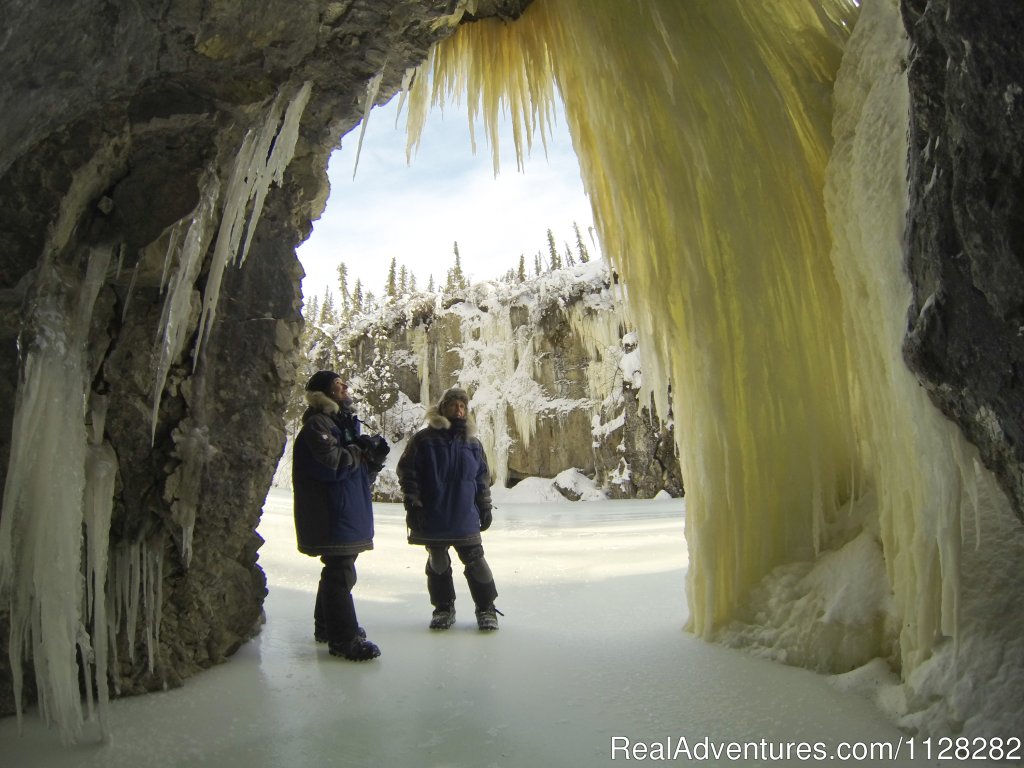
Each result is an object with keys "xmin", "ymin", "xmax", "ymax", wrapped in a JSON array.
[
  {"xmin": 342, "ymin": 270, "xmax": 683, "ymax": 498},
  {"xmin": 0, "ymin": 0, "xmax": 530, "ymax": 717},
  {"xmin": 901, "ymin": 0, "xmax": 1024, "ymax": 523}
]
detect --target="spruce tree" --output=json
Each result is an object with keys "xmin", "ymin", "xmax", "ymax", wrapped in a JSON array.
[
  {"xmin": 564, "ymin": 242, "xmax": 575, "ymax": 267},
  {"xmin": 449, "ymin": 241, "xmax": 468, "ymax": 290},
  {"xmin": 305, "ymin": 294, "xmax": 320, "ymax": 323},
  {"xmin": 399, "ymin": 265, "xmax": 408, "ymax": 294},
  {"xmin": 386, "ymin": 257, "xmax": 398, "ymax": 298},
  {"xmin": 573, "ymin": 221, "xmax": 591, "ymax": 263},
  {"xmin": 547, "ymin": 228, "xmax": 561, "ymax": 270},
  {"xmin": 517, "ymin": 254, "xmax": 527, "ymax": 283},
  {"xmin": 337, "ymin": 262, "xmax": 351, "ymax": 316},
  {"xmin": 360, "ymin": 325, "xmax": 400, "ymax": 432},
  {"xmin": 319, "ymin": 287, "xmax": 337, "ymax": 325},
  {"xmin": 352, "ymin": 279, "xmax": 364, "ymax": 315}
]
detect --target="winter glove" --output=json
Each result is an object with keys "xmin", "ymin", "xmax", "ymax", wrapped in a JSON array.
[
  {"xmin": 356, "ymin": 434, "xmax": 391, "ymax": 464},
  {"xmin": 479, "ymin": 509, "xmax": 492, "ymax": 532},
  {"xmin": 344, "ymin": 443, "xmax": 363, "ymax": 466},
  {"xmin": 404, "ymin": 496, "xmax": 424, "ymax": 530},
  {"xmin": 405, "ymin": 507, "xmax": 425, "ymax": 531}
]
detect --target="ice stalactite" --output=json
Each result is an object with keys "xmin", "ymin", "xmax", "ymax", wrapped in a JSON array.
[
  {"xmin": 407, "ymin": 0, "xmax": 986, "ymax": 686},
  {"xmin": 164, "ymin": 421, "xmax": 213, "ymax": 568},
  {"xmin": 150, "ymin": 172, "xmax": 220, "ymax": 441},
  {"xmin": 353, "ymin": 66, "xmax": 386, "ymax": 179},
  {"xmin": 106, "ymin": 539, "xmax": 163, "ymax": 688},
  {"xmin": 81, "ymin": 395, "xmax": 117, "ymax": 734},
  {"xmin": 406, "ymin": 4, "xmax": 556, "ymax": 176},
  {"xmin": 0, "ymin": 245, "xmax": 113, "ymax": 743},
  {"xmin": 194, "ymin": 80, "xmax": 312, "ymax": 364}
]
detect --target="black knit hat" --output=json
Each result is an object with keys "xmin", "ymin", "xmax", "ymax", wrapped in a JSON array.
[
  {"xmin": 306, "ymin": 370, "xmax": 341, "ymax": 394},
  {"xmin": 438, "ymin": 387, "xmax": 469, "ymax": 411}
]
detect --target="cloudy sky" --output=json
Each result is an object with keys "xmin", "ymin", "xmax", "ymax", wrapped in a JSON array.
[{"xmin": 296, "ymin": 94, "xmax": 600, "ymax": 304}]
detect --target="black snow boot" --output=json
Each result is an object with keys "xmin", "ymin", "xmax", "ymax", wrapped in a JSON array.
[
  {"xmin": 475, "ymin": 604, "xmax": 502, "ymax": 631},
  {"xmin": 429, "ymin": 603, "xmax": 456, "ymax": 630},
  {"xmin": 329, "ymin": 635, "xmax": 381, "ymax": 661},
  {"xmin": 317, "ymin": 625, "xmax": 365, "ymax": 643}
]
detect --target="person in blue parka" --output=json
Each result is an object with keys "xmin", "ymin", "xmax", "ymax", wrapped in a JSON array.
[
  {"xmin": 397, "ymin": 387, "xmax": 500, "ymax": 631},
  {"xmin": 292, "ymin": 370, "xmax": 388, "ymax": 661}
]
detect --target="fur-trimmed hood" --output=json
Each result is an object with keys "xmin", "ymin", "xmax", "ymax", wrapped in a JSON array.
[
  {"xmin": 304, "ymin": 390, "xmax": 341, "ymax": 416},
  {"xmin": 425, "ymin": 405, "xmax": 477, "ymax": 436}
]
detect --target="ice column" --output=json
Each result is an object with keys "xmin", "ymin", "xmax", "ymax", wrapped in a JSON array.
[
  {"xmin": 81, "ymin": 394, "xmax": 117, "ymax": 734},
  {"xmin": 0, "ymin": 245, "xmax": 112, "ymax": 743},
  {"xmin": 824, "ymin": 0, "xmax": 972, "ymax": 669}
]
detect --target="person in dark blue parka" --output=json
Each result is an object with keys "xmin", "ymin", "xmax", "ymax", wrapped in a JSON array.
[
  {"xmin": 397, "ymin": 387, "xmax": 500, "ymax": 631},
  {"xmin": 293, "ymin": 371, "xmax": 386, "ymax": 661}
]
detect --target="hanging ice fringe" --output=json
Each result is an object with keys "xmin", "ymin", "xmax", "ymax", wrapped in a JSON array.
[
  {"xmin": 0, "ymin": 245, "xmax": 113, "ymax": 743},
  {"xmin": 0, "ymin": 79, "xmax": 313, "ymax": 745}
]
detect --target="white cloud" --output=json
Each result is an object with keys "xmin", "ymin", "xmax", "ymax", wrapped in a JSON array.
[{"xmin": 297, "ymin": 95, "xmax": 599, "ymax": 301}]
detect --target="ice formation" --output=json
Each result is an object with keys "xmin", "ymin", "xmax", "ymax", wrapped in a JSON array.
[
  {"xmin": 450, "ymin": 266, "xmax": 623, "ymax": 487},
  {"xmin": 1, "ymin": 81, "xmax": 312, "ymax": 743},
  {"xmin": 150, "ymin": 172, "xmax": 220, "ymax": 441},
  {"xmin": 404, "ymin": 0, "xmax": 1022, "ymax": 730},
  {"xmin": 194, "ymin": 80, "xmax": 312, "ymax": 363},
  {"xmin": 0, "ymin": 246, "xmax": 112, "ymax": 742}
]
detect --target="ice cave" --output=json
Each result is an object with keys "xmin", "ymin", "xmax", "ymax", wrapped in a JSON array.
[{"xmin": 0, "ymin": 0, "xmax": 1022, "ymax": 748}]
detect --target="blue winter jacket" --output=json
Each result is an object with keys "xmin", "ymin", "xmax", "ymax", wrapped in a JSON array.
[
  {"xmin": 292, "ymin": 393, "xmax": 374, "ymax": 556},
  {"xmin": 397, "ymin": 408, "xmax": 492, "ymax": 546}
]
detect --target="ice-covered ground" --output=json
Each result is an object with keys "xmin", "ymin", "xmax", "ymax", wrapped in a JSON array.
[{"xmin": 1, "ymin": 487, "xmax": 975, "ymax": 767}]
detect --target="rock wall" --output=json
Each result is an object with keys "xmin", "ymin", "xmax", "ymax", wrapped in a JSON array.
[{"xmin": 901, "ymin": 0, "xmax": 1024, "ymax": 523}]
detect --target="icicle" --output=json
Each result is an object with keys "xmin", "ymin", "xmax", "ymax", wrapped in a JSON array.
[
  {"xmin": 0, "ymin": 244, "xmax": 112, "ymax": 743},
  {"xmin": 393, "ymin": 68, "xmax": 417, "ymax": 128},
  {"xmin": 164, "ymin": 421, "xmax": 212, "ymax": 568},
  {"xmin": 106, "ymin": 536, "xmax": 161, "ymax": 674},
  {"xmin": 239, "ymin": 80, "xmax": 313, "ymax": 265},
  {"xmin": 121, "ymin": 258, "xmax": 141, "ymax": 324},
  {"xmin": 195, "ymin": 80, "xmax": 313, "ymax": 365},
  {"xmin": 82, "ymin": 394, "xmax": 117, "ymax": 737},
  {"xmin": 150, "ymin": 173, "xmax": 220, "ymax": 442},
  {"xmin": 404, "ymin": 14, "xmax": 556, "ymax": 175},
  {"xmin": 352, "ymin": 66, "xmax": 386, "ymax": 180}
]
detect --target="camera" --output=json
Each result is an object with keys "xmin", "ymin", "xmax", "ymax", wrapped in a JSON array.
[{"xmin": 355, "ymin": 433, "xmax": 390, "ymax": 465}]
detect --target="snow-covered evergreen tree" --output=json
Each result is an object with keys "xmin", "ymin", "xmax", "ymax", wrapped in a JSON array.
[
  {"xmin": 386, "ymin": 257, "xmax": 398, "ymax": 298},
  {"xmin": 547, "ymin": 229, "xmax": 561, "ymax": 270},
  {"xmin": 359, "ymin": 325, "xmax": 400, "ymax": 432},
  {"xmin": 574, "ymin": 221, "xmax": 590, "ymax": 264}
]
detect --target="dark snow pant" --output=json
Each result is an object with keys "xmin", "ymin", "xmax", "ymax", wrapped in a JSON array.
[
  {"xmin": 314, "ymin": 555, "xmax": 360, "ymax": 645},
  {"xmin": 425, "ymin": 544, "xmax": 498, "ymax": 610}
]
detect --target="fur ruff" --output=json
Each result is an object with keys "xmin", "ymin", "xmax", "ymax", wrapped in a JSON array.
[
  {"xmin": 305, "ymin": 390, "xmax": 340, "ymax": 414},
  {"xmin": 425, "ymin": 405, "xmax": 476, "ymax": 436}
]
